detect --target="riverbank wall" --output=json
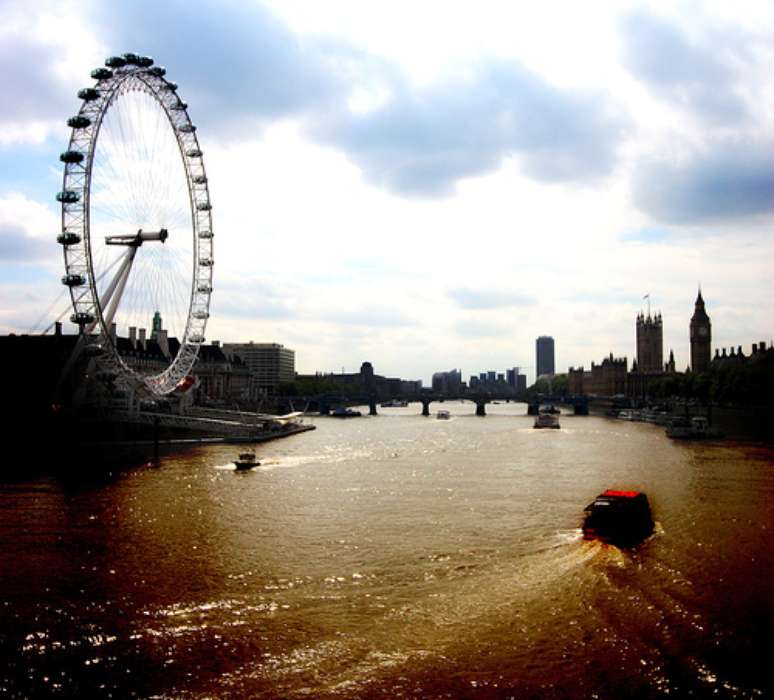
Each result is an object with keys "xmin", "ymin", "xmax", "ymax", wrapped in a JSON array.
[
  {"xmin": 5, "ymin": 416, "xmax": 315, "ymax": 475},
  {"xmin": 587, "ymin": 397, "xmax": 772, "ymax": 442}
]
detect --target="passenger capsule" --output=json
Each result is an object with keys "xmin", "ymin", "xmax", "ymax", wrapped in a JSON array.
[
  {"xmin": 189, "ymin": 333, "xmax": 205, "ymax": 344},
  {"xmin": 196, "ymin": 202, "xmax": 212, "ymax": 211},
  {"xmin": 57, "ymin": 232, "xmax": 82, "ymax": 246},
  {"xmin": 178, "ymin": 124, "xmax": 196, "ymax": 133},
  {"xmin": 197, "ymin": 283, "xmax": 213, "ymax": 293},
  {"xmin": 148, "ymin": 66, "xmax": 166, "ymax": 77},
  {"xmin": 199, "ymin": 258, "xmax": 213, "ymax": 267},
  {"xmin": 56, "ymin": 191, "xmax": 80, "ymax": 203},
  {"xmin": 78, "ymin": 88, "xmax": 100, "ymax": 101},
  {"xmin": 67, "ymin": 115, "xmax": 91, "ymax": 129},
  {"xmin": 192, "ymin": 175, "xmax": 207, "ymax": 184},
  {"xmin": 122, "ymin": 52, "xmax": 141, "ymax": 64},
  {"xmin": 84, "ymin": 343, "xmax": 104, "ymax": 357},
  {"xmin": 186, "ymin": 148, "xmax": 202, "ymax": 158},
  {"xmin": 105, "ymin": 56, "xmax": 127, "ymax": 68},
  {"xmin": 192, "ymin": 310, "xmax": 210, "ymax": 320},
  {"xmin": 62, "ymin": 273, "xmax": 86, "ymax": 287},
  {"xmin": 91, "ymin": 67, "xmax": 113, "ymax": 80},
  {"xmin": 60, "ymin": 150, "xmax": 84, "ymax": 164},
  {"xmin": 198, "ymin": 229, "xmax": 213, "ymax": 239},
  {"xmin": 137, "ymin": 55, "xmax": 154, "ymax": 67},
  {"xmin": 161, "ymin": 81, "xmax": 178, "ymax": 91},
  {"xmin": 171, "ymin": 101, "xmax": 188, "ymax": 110},
  {"xmin": 70, "ymin": 311, "xmax": 95, "ymax": 325}
]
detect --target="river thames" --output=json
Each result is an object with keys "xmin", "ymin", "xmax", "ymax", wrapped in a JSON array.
[{"xmin": 1, "ymin": 402, "xmax": 771, "ymax": 698}]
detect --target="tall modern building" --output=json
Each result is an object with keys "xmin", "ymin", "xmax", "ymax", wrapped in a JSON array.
[
  {"xmin": 506, "ymin": 368, "xmax": 517, "ymax": 388},
  {"xmin": 536, "ymin": 336, "xmax": 555, "ymax": 377},
  {"xmin": 690, "ymin": 288, "xmax": 712, "ymax": 373},
  {"xmin": 636, "ymin": 311, "xmax": 663, "ymax": 373},
  {"xmin": 222, "ymin": 342, "xmax": 295, "ymax": 394},
  {"xmin": 506, "ymin": 367, "xmax": 526, "ymax": 391},
  {"xmin": 431, "ymin": 368, "xmax": 462, "ymax": 394}
]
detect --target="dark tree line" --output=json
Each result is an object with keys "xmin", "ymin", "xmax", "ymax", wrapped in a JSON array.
[
  {"xmin": 528, "ymin": 374, "xmax": 569, "ymax": 398},
  {"xmin": 647, "ymin": 353, "xmax": 774, "ymax": 406}
]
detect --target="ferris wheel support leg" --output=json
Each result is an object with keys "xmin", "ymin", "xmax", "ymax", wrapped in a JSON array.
[
  {"xmin": 100, "ymin": 247, "xmax": 138, "ymax": 331},
  {"xmin": 54, "ymin": 248, "xmax": 139, "ymax": 411},
  {"xmin": 57, "ymin": 248, "xmax": 141, "ymax": 409}
]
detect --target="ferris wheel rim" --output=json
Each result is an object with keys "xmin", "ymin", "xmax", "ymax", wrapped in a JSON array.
[{"xmin": 58, "ymin": 54, "xmax": 214, "ymax": 396}]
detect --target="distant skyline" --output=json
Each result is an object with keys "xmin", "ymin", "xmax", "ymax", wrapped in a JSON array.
[{"xmin": 2, "ymin": 0, "xmax": 773, "ymax": 385}]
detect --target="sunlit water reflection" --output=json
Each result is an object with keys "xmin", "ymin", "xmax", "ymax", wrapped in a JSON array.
[{"xmin": 1, "ymin": 403, "xmax": 771, "ymax": 698}]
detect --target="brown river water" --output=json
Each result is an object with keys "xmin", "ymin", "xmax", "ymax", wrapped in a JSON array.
[{"xmin": 1, "ymin": 402, "xmax": 772, "ymax": 698}]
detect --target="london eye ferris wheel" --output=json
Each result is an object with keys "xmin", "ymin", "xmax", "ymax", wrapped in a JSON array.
[{"xmin": 57, "ymin": 52, "xmax": 213, "ymax": 396}]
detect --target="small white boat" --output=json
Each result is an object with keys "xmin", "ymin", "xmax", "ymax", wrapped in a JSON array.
[
  {"xmin": 436, "ymin": 409, "xmax": 451, "ymax": 419},
  {"xmin": 234, "ymin": 451, "xmax": 260, "ymax": 470}
]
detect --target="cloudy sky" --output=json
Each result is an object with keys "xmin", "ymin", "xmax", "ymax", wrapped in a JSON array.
[{"xmin": 1, "ymin": 0, "xmax": 773, "ymax": 384}]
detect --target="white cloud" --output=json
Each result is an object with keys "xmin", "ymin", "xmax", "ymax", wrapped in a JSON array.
[{"xmin": 1, "ymin": 1, "xmax": 773, "ymax": 384}]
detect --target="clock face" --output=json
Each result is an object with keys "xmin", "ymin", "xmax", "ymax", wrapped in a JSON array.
[{"xmin": 699, "ymin": 326, "xmax": 708, "ymax": 337}]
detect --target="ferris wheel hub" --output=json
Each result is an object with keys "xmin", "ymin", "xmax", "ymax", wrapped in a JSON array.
[{"xmin": 105, "ymin": 228, "xmax": 169, "ymax": 247}]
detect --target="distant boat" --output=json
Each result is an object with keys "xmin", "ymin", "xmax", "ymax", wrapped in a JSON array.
[
  {"xmin": 436, "ymin": 409, "xmax": 451, "ymax": 419},
  {"xmin": 642, "ymin": 409, "xmax": 671, "ymax": 425},
  {"xmin": 666, "ymin": 416, "xmax": 722, "ymax": 440},
  {"xmin": 617, "ymin": 409, "xmax": 642, "ymax": 421},
  {"xmin": 234, "ymin": 451, "xmax": 260, "ymax": 470},
  {"xmin": 534, "ymin": 404, "xmax": 560, "ymax": 429},
  {"xmin": 331, "ymin": 407, "xmax": 361, "ymax": 418},
  {"xmin": 381, "ymin": 400, "xmax": 408, "ymax": 407},
  {"xmin": 533, "ymin": 412, "xmax": 560, "ymax": 429}
]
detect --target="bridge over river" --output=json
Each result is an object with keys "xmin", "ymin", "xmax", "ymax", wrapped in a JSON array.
[{"xmin": 285, "ymin": 393, "xmax": 589, "ymax": 417}]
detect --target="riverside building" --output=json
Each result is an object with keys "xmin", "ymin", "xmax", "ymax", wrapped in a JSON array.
[
  {"xmin": 222, "ymin": 342, "xmax": 295, "ymax": 395},
  {"xmin": 636, "ymin": 311, "xmax": 663, "ymax": 373},
  {"xmin": 536, "ymin": 336, "xmax": 555, "ymax": 377}
]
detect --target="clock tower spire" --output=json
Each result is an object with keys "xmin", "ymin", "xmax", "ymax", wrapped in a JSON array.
[{"xmin": 690, "ymin": 287, "xmax": 711, "ymax": 372}]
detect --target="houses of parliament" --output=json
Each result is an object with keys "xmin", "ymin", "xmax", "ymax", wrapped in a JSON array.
[{"xmin": 567, "ymin": 288, "xmax": 768, "ymax": 397}]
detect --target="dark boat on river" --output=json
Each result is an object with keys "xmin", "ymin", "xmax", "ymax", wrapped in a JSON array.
[
  {"xmin": 582, "ymin": 490, "xmax": 654, "ymax": 545},
  {"xmin": 331, "ymin": 407, "xmax": 362, "ymax": 417}
]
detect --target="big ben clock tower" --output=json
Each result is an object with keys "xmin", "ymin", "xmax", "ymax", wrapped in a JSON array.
[{"xmin": 690, "ymin": 288, "xmax": 712, "ymax": 372}]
